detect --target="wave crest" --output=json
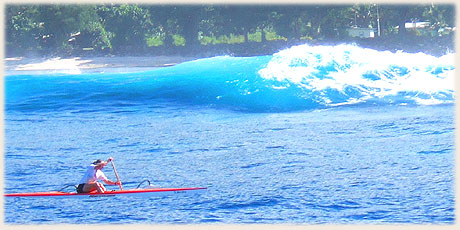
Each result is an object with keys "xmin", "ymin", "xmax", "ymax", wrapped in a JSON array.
[
  {"xmin": 258, "ymin": 44, "xmax": 455, "ymax": 107},
  {"xmin": 6, "ymin": 44, "xmax": 455, "ymax": 112}
]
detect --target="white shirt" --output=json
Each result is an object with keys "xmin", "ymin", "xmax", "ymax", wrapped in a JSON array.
[{"xmin": 79, "ymin": 164, "xmax": 108, "ymax": 184}]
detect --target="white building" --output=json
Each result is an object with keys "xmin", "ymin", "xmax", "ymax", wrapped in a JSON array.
[
  {"xmin": 346, "ymin": 27, "xmax": 376, "ymax": 38},
  {"xmin": 405, "ymin": 21, "xmax": 430, "ymax": 29}
]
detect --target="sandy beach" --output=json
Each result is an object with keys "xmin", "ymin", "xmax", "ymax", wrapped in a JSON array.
[{"xmin": 4, "ymin": 56, "xmax": 198, "ymax": 74}]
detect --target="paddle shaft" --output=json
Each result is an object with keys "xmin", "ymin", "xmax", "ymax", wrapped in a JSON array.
[{"xmin": 110, "ymin": 160, "xmax": 123, "ymax": 190}]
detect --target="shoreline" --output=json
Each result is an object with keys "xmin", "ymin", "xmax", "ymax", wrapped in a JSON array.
[
  {"xmin": 4, "ymin": 38, "xmax": 455, "ymax": 74},
  {"xmin": 4, "ymin": 55, "xmax": 199, "ymax": 74}
]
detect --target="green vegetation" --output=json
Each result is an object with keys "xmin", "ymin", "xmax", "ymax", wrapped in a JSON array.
[{"xmin": 5, "ymin": 4, "xmax": 455, "ymax": 56}]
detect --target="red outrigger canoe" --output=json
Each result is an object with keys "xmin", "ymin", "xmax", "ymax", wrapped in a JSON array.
[
  {"xmin": 5, "ymin": 161, "xmax": 207, "ymax": 198},
  {"xmin": 4, "ymin": 187, "xmax": 207, "ymax": 198}
]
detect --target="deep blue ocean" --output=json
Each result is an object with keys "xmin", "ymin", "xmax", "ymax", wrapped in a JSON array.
[{"xmin": 3, "ymin": 44, "xmax": 455, "ymax": 224}]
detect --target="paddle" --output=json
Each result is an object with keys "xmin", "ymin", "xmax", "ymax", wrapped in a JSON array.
[{"xmin": 110, "ymin": 159, "xmax": 123, "ymax": 190}]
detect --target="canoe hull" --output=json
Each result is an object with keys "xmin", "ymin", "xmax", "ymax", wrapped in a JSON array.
[{"xmin": 4, "ymin": 187, "xmax": 207, "ymax": 198}]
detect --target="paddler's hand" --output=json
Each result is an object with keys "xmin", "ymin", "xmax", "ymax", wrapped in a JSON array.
[
  {"xmin": 107, "ymin": 157, "xmax": 113, "ymax": 162},
  {"xmin": 115, "ymin": 181, "xmax": 122, "ymax": 186}
]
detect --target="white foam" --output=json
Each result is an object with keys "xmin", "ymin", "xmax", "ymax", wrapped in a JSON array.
[{"xmin": 258, "ymin": 44, "xmax": 455, "ymax": 105}]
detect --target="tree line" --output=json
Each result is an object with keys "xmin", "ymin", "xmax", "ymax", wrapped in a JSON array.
[{"xmin": 5, "ymin": 4, "xmax": 455, "ymax": 56}]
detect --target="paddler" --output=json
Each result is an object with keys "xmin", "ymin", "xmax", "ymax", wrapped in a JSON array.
[{"xmin": 76, "ymin": 157, "xmax": 121, "ymax": 193}]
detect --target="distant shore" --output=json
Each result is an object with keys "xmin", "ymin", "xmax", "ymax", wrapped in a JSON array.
[
  {"xmin": 4, "ymin": 56, "xmax": 199, "ymax": 74},
  {"xmin": 4, "ymin": 35, "xmax": 454, "ymax": 74}
]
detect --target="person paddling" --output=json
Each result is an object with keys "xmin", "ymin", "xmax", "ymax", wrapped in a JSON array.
[{"xmin": 76, "ymin": 157, "xmax": 121, "ymax": 193}]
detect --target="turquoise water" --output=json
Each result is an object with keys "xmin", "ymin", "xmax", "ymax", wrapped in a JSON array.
[{"xmin": 4, "ymin": 44, "xmax": 455, "ymax": 224}]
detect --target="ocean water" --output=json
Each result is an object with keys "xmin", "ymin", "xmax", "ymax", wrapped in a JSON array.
[{"xmin": 3, "ymin": 44, "xmax": 455, "ymax": 224}]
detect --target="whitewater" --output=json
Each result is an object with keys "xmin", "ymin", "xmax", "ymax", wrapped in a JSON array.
[{"xmin": 4, "ymin": 44, "xmax": 455, "ymax": 224}]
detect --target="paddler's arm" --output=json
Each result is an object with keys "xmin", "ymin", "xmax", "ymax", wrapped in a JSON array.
[
  {"xmin": 103, "ymin": 178, "xmax": 122, "ymax": 186},
  {"xmin": 101, "ymin": 157, "xmax": 121, "ymax": 186}
]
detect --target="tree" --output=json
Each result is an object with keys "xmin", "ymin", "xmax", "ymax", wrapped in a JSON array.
[
  {"xmin": 148, "ymin": 5, "xmax": 176, "ymax": 48},
  {"xmin": 178, "ymin": 6, "xmax": 202, "ymax": 48},
  {"xmin": 35, "ymin": 5, "xmax": 96, "ymax": 52},
  {"xmin": 149, "ymin": 5, "xmax": 203, "ymax": 49},
  {"xmin": 423, "ymin": 4, "xmax": 455, "ymax": 32},
  {"xmin": 4, "ymin": 4, "xmax": 455, "ymax": 56},
  {"xmin": 6, "ymin": 5, "xmax": 41, "ymax": 53},
  {"xmin": 72, "ymin": 5, "xmax": 113, "ymax": 52},
  {"xmin": 379, "ymin": 5, "xmax": 427, "ymax": 37},
  {"xmin": 6, "ymin": 4, "xmax": 109, "ymax": 54},
  {"xmin": 98, "ymin": 4, "xmax": 153, "ymax": 53},
  {"xmin": 320, "ymin": 5, "xmax": 354, "ymax": 39}
]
